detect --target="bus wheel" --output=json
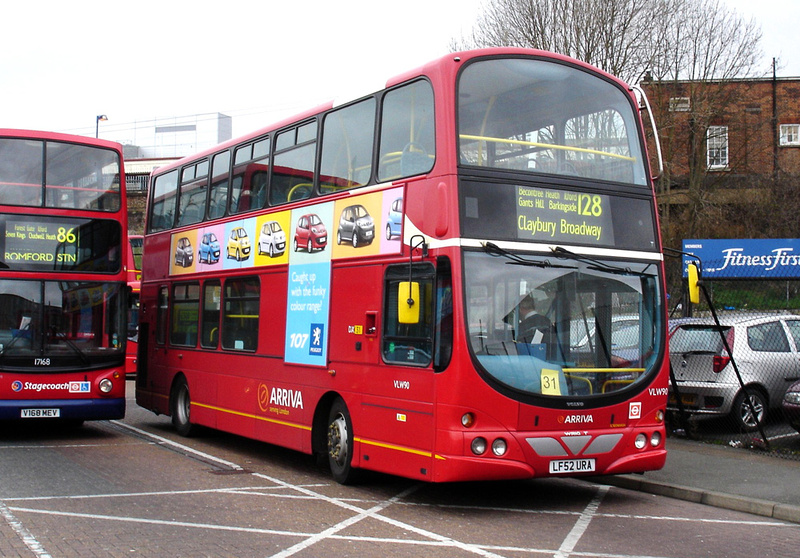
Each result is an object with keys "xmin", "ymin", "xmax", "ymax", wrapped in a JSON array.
[
  {"xmin": 327, "ymin": 398, "xmax": 358, "ymax": 484},
  {"xmin": 171, "ymin": 377, "xmax": 196, "ymax": 437}
]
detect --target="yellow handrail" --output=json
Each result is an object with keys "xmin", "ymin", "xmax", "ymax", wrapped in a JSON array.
[{"xmin": 459, "ymin": 134, "xmax": 636, "ymax": 162}]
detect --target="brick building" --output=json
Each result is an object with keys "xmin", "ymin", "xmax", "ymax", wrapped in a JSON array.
[{"xmin": 640, "ymin": 75, "xmax": 800, "ymax": 243}]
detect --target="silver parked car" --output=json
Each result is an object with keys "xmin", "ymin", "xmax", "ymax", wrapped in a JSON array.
[{"xmin": 668, "ymin": 314, "xmax": 800, "ymax": 431}]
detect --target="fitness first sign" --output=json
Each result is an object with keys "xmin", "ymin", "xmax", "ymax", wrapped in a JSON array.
[{"xmin": 683, "ymin": 239, "xmax": 800, "ymax": 279}]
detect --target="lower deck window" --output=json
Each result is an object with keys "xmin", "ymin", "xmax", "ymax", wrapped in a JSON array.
[{"xmin": 222, "ymin": 277, "xmax": 259, "ymax": 351}]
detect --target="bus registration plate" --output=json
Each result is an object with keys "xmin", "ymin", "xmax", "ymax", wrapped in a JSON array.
[
  {"xmin": 21, "ymin": 408, "xmax": 60, "ymax": 418},
  {"xmin": 549, "ymin": 458, "xmax": 595, "ymax": 474}
]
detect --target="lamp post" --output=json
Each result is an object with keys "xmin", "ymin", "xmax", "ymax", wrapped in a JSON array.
[{"xmin": 96, "ymin": 114, "xmax": 108, "ymax": 138}]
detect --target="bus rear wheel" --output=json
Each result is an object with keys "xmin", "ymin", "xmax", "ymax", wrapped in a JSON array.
[
  {"xmin": 171, "ymin": 377, "xmax": 196, "ymax": 437},
  {"xmin": 327, "ymin": 398, "xmax": 358, "ymax": 484}
]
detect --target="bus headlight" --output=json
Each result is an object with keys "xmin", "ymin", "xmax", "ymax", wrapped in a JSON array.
[
  {"xmin": 650, "ymin": 431, "xmax": 662, "ymax": 447},
  {"xmin": 491, "ymin": 438, "xmax": 507, "ymax": 456},
  {"xmin": 471, "ymin": 437, "xmax": 487, "ymax": 455},
  {"xmin": 634, "ymin": 433, "xmax": 647, "ymax": 449},
  {"xmin": 99, "ymin": 379, "xmax": 114, "ymax": 393}
]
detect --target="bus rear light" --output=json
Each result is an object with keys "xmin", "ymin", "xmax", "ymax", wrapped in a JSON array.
[
  {"xmin": 99, "ymin": 379, "xmax": 114, "ymax": 393},
  {"xmin": 634, "ymin": 433, "xmax": 647, "ymax": 449},
  {"xmin": 650, "ymin": 432, "xmax": 662, "ymax": 447},
  {"xmin": 461, "ymin": 412, "xmax": 475, "ymax": 428},
  {"xmin": 491, "ymin": 438, "xmax": 507, "ymax": 456},
  {"xmin": 471, "ymin": 437, "xmax": 487, "ymax": 455}
]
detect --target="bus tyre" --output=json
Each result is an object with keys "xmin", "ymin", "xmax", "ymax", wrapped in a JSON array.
[
  {"xmin": 327, "ymin": 398, "xmax": 358, "ymax": 484},
  {"xmin": 171, "ymin": 377, "xmax": 196, "ymax": 437}
]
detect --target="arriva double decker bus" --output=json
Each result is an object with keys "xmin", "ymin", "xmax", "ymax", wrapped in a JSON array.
[
  {"xmin": 136, "ymin": 48, "xmax": 668, "ymax": 483},
  {"xmin": 0, "ymin": 129, "xmax": 128, "ymax": 424}
]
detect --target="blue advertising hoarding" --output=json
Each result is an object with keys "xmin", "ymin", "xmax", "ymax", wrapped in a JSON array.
[{"xmin": 683, "ymin": 239, "xmax": 800, "ymax": 279}]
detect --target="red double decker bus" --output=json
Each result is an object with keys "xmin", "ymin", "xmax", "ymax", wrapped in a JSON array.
[
  {"xmin": 136, "ymin": 48, "xmax": 668, "ymax": 483},
  {"xmin": 0, "ymin": 129, "xmax": 128, "ymax": 423}
]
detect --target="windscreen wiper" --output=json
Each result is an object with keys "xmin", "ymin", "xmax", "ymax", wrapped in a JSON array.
[
  {"xmin": 483, "ymin": 242, "xmax": 576, "ymax": 269},
  {"xmin": 551, "ymin": 246, "xmax": 653, "ymax": 276}
]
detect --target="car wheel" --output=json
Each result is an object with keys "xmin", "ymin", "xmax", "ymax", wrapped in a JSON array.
[
  {"xmin": 386, "ymin": 223, "xmax": 392, "ymax": 240},
  {"xmin": 308, "ymin": 239, "xmax": 313, "ymax": 252},
  {"xmin": 732, "ymin": 388, "xmax": 767, "ymax": 431},
  {"xmin": 337, "ymin": 231, "xmax": 342, "ymax": 245},
  {"xmin": 269, "ymin": 244, "xmax": 275, "ymax": 258},
  {"xmin": 327, "ymin": 397, "xmax": 359, "ymax": 485},
  {"xmin": 171, "ymin": 376, "xmax": 196, "ymax": 437},
  {"xmin": 352, "ymin": 233, "xmax": 358, "ymax": 248}
]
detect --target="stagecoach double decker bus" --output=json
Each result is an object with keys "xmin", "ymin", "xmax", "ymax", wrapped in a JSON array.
[
  {"xmin": 136, "ymin": 48, "xmax": 668, "ymax": 483},
  {"xmin": 0, "ymin": 129, "xmax": 128, "ymax": 423}
]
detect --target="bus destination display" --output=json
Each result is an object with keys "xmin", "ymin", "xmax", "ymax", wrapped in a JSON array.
[
  {"xmin": 4, "ymin": 218, "xmax": 78, "ymax": 266},
  {"xmin": 0, "ymin": 215, "xmax": 121, "ymax": 273},
  {"xmin": 516, "ymin": 186, "xmax": 614, "ymax": 245}
]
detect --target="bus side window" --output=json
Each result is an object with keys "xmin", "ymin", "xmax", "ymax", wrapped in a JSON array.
[
  {"xmin": 201, "ymin": 280, "xmax": 221, "ymax": 348},
  {"xmin": 156, "ymin": 286, "xmax": 169, "ymax": 345},
  {"xmin": 208, "ymin": 151, "xmax": 230, "ymax": 220},
  {"xmin": 320, "ymin": 98, "xmax": 376, "ymax": 193},
  {"xmin": 434, "ymin": 257, "xmax": 453, "ymax": 371},
  {"xmin": 149, "ymin": 170, "xmax": 179, "ymax": 232},
  {"xmin": 170, "ymin": 283, "xmax": 199, "ymax": 347},
  {"xmin": 222, "ymin": 277, "xmax": 259, "ymax": 351},
  {"xmin": 271, "ymin": 122, "xmax": 316, "ymax": 206},
  {"xmin": 378, "ymin": 80, "xmax": 435, "ymax": 182},
  {"xmin": 382, "ymin": 263, "xmax": 434, "ymax": 366}
]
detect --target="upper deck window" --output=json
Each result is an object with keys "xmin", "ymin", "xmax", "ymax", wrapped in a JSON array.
[
  {"xmin": 378, "ymin": 80, "xmax": 435, "ymax": 181},
  {"xmin": 458, "ymin": 58, "xmax": 647, "ymax": 186},
  {"xmin": 320, "ymin": 98, "xmax": 376, "ymax": 193},
  {"xmin": 0, "ymin": 137, "xmax": 121, "ymax": 210}
]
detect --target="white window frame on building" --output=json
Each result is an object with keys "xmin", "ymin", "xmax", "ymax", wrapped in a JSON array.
[
  {"xmin": 780, "ymin": 124, "xmax": 800, "ymax": 146},
  {"xmin": 669, "ymin": 97, "xmax": 691, "ymax": 112},
  {"xmin": 706, "ymin": 125, "xmax": 729, "ymax": 170}
]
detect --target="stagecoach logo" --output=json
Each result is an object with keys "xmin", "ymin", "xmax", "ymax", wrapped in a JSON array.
[
  {"xmin": 10, "ymin": 380, "xmax": 89, "ymax": 393},
  {"xmin": 558, "ymin": 414, "xmax": 594, "ymax": 424}
]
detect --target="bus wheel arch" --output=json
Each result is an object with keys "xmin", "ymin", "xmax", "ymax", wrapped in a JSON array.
[{"xmin": 170, "ymin": 374, "xmax": 196, "ymax": 437}]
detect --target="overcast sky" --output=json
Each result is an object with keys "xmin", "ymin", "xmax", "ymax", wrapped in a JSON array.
[{"xmin": 1, "ymin": 0, "xmax": 796, "ymax": 143}]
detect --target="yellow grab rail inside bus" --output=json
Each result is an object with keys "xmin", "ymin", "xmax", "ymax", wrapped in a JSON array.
[{"xmin": 459, "ymin": 134, "xmax": 637, "ymax": 162}]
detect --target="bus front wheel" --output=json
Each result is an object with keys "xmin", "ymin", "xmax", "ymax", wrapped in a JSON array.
[
  {"xmin": 171, "ymin": 377, "xmax": 196, "ymax": 437},
  {"xmin": 327, "ymin": 398, "xmax": 358, "ymax": 484}
]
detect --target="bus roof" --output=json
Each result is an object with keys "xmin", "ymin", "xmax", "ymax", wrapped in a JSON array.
[
  {"xmin": 0, "ymin": 128, "xmax": 124, "ymax": 152},
  {"xmin": 148, "ymin": 48, "xmax": 629, "ymax": 179}
]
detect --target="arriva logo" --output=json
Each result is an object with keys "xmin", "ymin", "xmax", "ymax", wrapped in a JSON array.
[
  {"xmin": 270, "ymin": 387, "xmax": 304, "ymax": 409},
  {"xmin": 559, "ymin": 415, "xmax": 594, "ymax": 424}
]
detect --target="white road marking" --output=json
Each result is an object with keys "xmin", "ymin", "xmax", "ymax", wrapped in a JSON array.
[
  {"xmin": 555, "ymin": 485, "xmax": 609, "ymax": 558},
  {"xmin": 0, "ymin": 501, "xmax": 52, "ymax": 558}
]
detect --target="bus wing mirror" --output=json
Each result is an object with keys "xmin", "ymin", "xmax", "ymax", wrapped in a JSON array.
[
  {"xmin": 687, "ymin": 263, "xmax": 700, "ymax": 305},
  {"xmin": 398, "ymin": 281, "xmax": 420, "ymax": 324}
]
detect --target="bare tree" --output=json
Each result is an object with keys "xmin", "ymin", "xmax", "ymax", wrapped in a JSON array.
[{"xmin": 455, "ymin": 0, "xmax": 766, "ymax": 250}]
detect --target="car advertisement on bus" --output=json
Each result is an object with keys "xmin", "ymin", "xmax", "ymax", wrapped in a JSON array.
[{"xmin": 166, "ymin": 186, "xmax": 404, "ymax": 366}]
